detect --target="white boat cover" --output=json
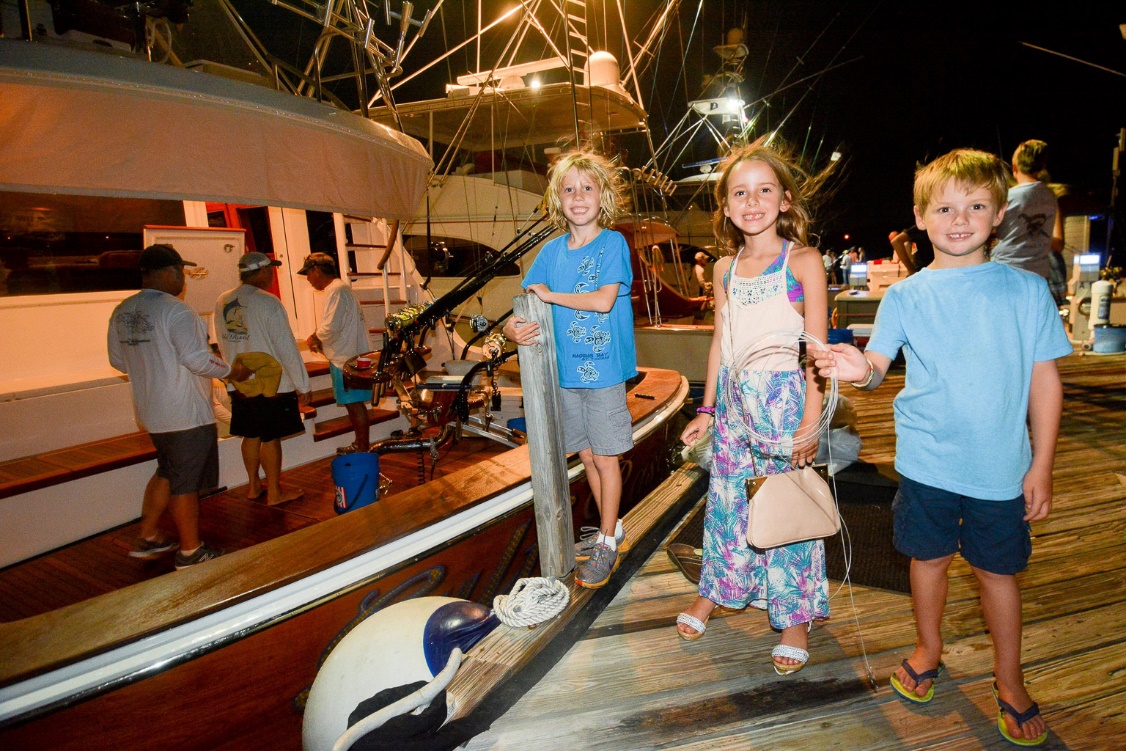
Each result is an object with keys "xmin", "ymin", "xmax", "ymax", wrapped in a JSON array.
[{"xmin": 0, "ymin": 41, "xmax": 432, "ymax": 220}]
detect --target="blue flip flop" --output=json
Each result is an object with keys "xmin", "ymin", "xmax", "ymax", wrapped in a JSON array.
[
  {"xmin": 889, "ymin": 659, "xmax": 945, "ymax": 704},
  {"xmin": 996, "ymin": 687, "xmax": 1048, "ymax": 746}
]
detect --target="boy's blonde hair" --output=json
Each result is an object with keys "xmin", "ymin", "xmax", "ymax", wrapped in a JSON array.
[
  {"xmin": 711, "ymin": 136, "xmax": 830, "ymax": 253},
  {"xmin": 544, "ymin": 151, "xmax": 625, "ymax": 230},
  {"xmin": 914, "ymin": 149, "xmax": 1009, "ymax": 213}
]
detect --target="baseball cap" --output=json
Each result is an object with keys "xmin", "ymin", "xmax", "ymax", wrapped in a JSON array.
[
  {"xmin": 139, "ymin": 244, "xmax": 196, "ymax": 271},
  {"xmin": 238, "ymin": 252, "xmax": 282, "ymax": 273},
  {"xmin": 297, "ymin": 252, "xmax": 338, "ymax": 276}
]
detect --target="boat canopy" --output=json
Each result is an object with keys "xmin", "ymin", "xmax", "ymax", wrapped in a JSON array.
[{"xmin": 0, "ymin": 41, "xmax": 432, "ymax": 220}]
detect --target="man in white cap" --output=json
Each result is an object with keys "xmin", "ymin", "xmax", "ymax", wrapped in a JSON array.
[
  {"xmin": 298, "ymin": 252, "xmax": 372, "ymax": 453},
  {"xmin": 215, "ymin": 252, "xmax": 312, "ymax": 505},
  {"xmin": 108, "ymin": 244, "xmax": 248, "ymax": 569}
]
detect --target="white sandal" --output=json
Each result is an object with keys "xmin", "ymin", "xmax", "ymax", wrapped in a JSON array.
[
  {"xmin": 771, "ymin": 644, "xmax": 810, "ymax": 675},
  {"xmin": 676, "ymin": 612, "xmax": 708, "ymax": 642}
]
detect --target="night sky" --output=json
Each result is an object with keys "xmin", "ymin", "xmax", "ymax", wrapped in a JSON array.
[{"xmin": 221, "ymin": 0, "xmax": 1126, "ymax": 262}]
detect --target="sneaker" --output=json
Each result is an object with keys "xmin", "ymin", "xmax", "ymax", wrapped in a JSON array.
[
  {"xmin": 576, "ymin": 542, "xmax": 619, "ymax": 589},
  {"xmin": 174, "ymin": 543, "xmax": 224, "ymax": 570},
  {"xmin": 129, "ymin": 537, "xmax": 178, "ymax": 559},
  {"xmin": 574, "ymin": 526, "xmax": 630, "ymax": 562}
]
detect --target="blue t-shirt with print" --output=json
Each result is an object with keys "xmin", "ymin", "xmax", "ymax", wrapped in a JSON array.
[
  {"xmin": 865, "ymin": 262, "xmax": 1072, "ymax": 500},
  {"xmin": 522, "ymin": 229, "xmax": 638, "ymax": 389}
]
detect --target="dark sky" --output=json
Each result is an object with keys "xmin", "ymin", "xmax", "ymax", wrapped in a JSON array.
[
  {"xmin": 394, "ymin": 1, "xmax": 1126, "ymax": 258},
  {"xmin": 229, "ymin": 0, "xmax": 1126, "ymax": 261}
]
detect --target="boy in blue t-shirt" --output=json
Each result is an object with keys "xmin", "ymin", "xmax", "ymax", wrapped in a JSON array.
[
  {"xmin": 814, "ymin": 149, "xmax": 1070, "ymax": 747},
  {"xmin": 503, "ymin": 150, "xmax": 637, "ymax": 590}
]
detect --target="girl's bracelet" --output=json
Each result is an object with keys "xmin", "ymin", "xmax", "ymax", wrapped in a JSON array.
[
  {"xmin": 851, "ymin": 358, "xmax": 875, "ymax": 389},
  {"xmin": 696, "ymin": 406, "xmax": 715, "ymax": 417}
]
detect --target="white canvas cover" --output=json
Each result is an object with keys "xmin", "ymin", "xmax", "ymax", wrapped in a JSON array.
[{"xmin": 0, "ymin": 41, "xmax": 432, "ymax": 220}]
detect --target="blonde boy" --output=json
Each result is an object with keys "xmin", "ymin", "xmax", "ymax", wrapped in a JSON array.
[{"xmin": 815, "ymin": 149, "xmax": 1070, "ymax": 746}]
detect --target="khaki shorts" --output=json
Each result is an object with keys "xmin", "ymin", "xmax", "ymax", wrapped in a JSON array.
[{"xmin": 560, "ymin": 383, "xmax": 634, "ymax": 456}]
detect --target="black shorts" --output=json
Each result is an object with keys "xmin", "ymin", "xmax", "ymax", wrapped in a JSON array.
[
  {"xmin": 151, "ymin": 423, "xmax": 219, "ymax": 497},
  {"xmin": 230, "ymin": 391, "xmax": 304, "ymax": 442}
]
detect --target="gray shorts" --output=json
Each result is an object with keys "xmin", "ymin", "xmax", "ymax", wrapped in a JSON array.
[
  {"xmin": 560, "ymin": 383, "xmax": 634, "ymax": 456},
  {"xmin": 150, "ymin": 423, "xmax": 219, "ymax": 497}
]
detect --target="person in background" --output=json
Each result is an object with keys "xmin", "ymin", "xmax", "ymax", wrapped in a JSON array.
[
  {"xmin": 692, "ymin": 250, "xmax": 713, "ymax": 297},
  {"xmin": 676, "ymin": 136, "xmax": 830, "ymax": 676},
  {"xmin": 503, "ymin": 150, "xmax": 637, "ymax": 590},
  {"xmin": 814, "ymin": 149, "xmax": 1068, "ymax": 746},
  {"xmin": 890, "ymin": 224, "xmax": 935, "ymax": 274},
  {"xmin": 991, "ymin": 139, "xmax": 1064, "ymax": 283},
  {"xmin": 298, "ymin": 252, "xmax": 372, "ymax": 454},
  {"xmin": 838, "ymin": 246, "xmax": 852, "ymax": 285},
  {"xmin": 108, "ymin": 244, "xmax": 249, "ymax": 569},
  {"xmin": 215, "ymin": 252, "xmax": 312, "ymax": 505}
]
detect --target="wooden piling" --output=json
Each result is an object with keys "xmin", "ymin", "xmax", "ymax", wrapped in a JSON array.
[{"xmin": 512, "ymin": 292, "xmax": 574, "ymax": 578}]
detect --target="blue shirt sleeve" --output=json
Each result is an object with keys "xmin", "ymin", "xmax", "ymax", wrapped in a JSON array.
[
  {"xmin": 1030, "ymin": 277, "xmax": 1073, "ymax": 361},
  {"xmin": 596, "ymin": 231, "xmax": 633, "ymax": 291},
  {"xmin": 865, "ymin": 287, "xmax": 905, "ymax": 362},
  {"xmin": 522, "ymin": 238, "xmax": 556, "ymax": 289}
]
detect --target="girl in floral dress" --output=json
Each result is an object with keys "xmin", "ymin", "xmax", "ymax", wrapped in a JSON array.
[{"xmin": 676, "ymin": 137, "xmax": 830, "ymax": 675}]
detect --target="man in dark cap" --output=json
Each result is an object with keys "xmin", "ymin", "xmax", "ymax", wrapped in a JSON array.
[
  {"xmin": 215, "ymin": 252, "xmax": 311, "ymax": 505},
  {"xmin": 298, "ymin": 252, "xmax": 372, "ymax": 453},
  {"xmin": 108, "ymin": 244, "xmax": 248, "ymax": 569}
]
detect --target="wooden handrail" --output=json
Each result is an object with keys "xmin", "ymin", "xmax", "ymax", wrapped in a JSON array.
[{"xmin": 376, "ymin": 219, "xmax": 401, "ymax": 271}]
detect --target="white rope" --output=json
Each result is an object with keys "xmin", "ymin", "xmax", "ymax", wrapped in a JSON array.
[
  {"xmin": 332, "ymin": 647, "xmax": 462, "ymax": 751},
  {"xmin": 492, "ymin": 577, "xmax": 570, "ymax": 628}
]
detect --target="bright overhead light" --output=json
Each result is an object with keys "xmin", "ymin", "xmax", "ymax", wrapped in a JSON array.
[
  {"xmin": 830, "ymin": 151, "xmax": 842, "ymax": 162},
  {"xmin": 530, "ymin": 77, "xmax": 541, "ymax": 90}
]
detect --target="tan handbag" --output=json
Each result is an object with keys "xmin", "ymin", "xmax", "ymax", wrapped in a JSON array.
[{"xmin": 745, "ymin": 465, "xmax": 840, "ymax": 549}]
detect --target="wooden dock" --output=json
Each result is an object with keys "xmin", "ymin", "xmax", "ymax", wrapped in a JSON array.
[{"xmin": 463, "ymin": 352, "xmax": 1126, "ymax": 751}]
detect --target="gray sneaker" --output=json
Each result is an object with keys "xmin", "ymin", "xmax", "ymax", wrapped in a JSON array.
[
  {"xmin": 576, "ymin": 542, "xmax": 619, "ymax": 589},
  {"xmin": 129, "ymin": 537, "xmax": 178, "ymax": 559},
  {"xmin": 174, "ymin": 543, "xmax": 224, "ymax": 570},
  {"xmin": 574, "ymin": 526, "xmax": 630, "ymax": 562}
]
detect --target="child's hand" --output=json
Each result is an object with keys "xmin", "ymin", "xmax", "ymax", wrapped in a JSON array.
[
  {"xmin": 502, "ymin": 316, "xmax": 540, "ymax": 345},
  {"xmin": 811, "ymin": 343, "xmax": 868, "ymax": 382},
  {"xmin": 1022, "ymin": 464, "xmax": 1053, "ymax": 521},
  {"xmin": 525, "ymin": 284, "xmax": 554, "ymax": 303},
  {"xmin": 790, "ymin": 420, "xmax": 819, "ymax": 468},
  {"xmin": 680, "ymin": 414, "xmax": 713, "ymax": 446}
]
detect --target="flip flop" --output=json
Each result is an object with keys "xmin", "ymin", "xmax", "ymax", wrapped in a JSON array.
[
  {"xmin": 996, "ymin": 688, "xmax": 1048, "ymax": 746},
  {"xmin": 889, "ymin": 659, "xmax": 945, "ymax": 704}
]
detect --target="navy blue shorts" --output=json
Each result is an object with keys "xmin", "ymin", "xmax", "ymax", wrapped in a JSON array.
[{"xmin": 892, "ymin": 475, "xmax": 1032, "ymax": 575}]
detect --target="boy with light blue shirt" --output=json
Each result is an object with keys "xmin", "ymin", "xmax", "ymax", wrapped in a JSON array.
[
  {"xmin": 814, "ymin": 149, "xmax": 1070, "ymax": 747},
  {"xmin": 504, "ymin": 150, "xmax": 637, "ymax": 590}
]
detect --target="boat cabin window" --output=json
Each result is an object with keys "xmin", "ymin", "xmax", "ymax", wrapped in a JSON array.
[
  {"xmin": 403, "ymin": 235, "xmax": 520, "ymax": 278},
  {"xmin": 0, "ymin": 192, "xmax": 185, "ymax": 297}
]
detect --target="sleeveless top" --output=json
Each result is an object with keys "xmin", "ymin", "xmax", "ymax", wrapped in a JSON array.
[{"xmin": 720, "ymin": 241, "xmax": 805, "ymax": 372}]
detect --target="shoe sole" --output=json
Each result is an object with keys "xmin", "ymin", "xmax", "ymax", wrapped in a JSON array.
[
  {"xmin": 889, "ymin": 663, "xmax": 944, "ymax": 704},
  {"xmin": 128, "ymin": 544, "xmax": 177, "ymax": 559}
]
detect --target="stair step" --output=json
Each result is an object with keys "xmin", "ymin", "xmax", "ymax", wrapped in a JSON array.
[
  {"xmin": 306, "ymin": 360, "xmax": 330, "ymax": 379},
  {"xmin": 313, "ymin": 408, "xmax": 400, "ymax": 442},
  {"xmin": 309, "ymin": 388, "xmax": 335, "ymax": 407},
  {"xmin": 299, "ymin": 404, "xmax": 317, "ymax": 421},
  {"xmin": 361, "ymin": 299, "xmax": 408, "ymax": 306}
]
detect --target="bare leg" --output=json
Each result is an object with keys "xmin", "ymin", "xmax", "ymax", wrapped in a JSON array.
[
  {"xmin": 241, "ymin": 437, "xmax": 263, "ymax": 499},
  {"xmin": 346, "ymin": 402, "xmax": 370, "ymax": 451},
  {"xmin": 138, "ymin": 472, "xmax": 172, "ymax": 540},
  {"xmin": 260, "ymin": 438, "xmax": 302, "ymax": 505},
  {"xmin": 974, "ymin": 566, "xmax": 1047, "ymax": 741},
  {"xmin": 894, "ymin": 554, "xmax": 954, "ymax": 698},
  {"xmin": 167, "ymin": 492, "xmax": 201, "ymax": 552},
  {"xmin": 590, "ymin": 453, "xmax": 622, "ymax": 537},
  {"xmin": 577, "ymin": 448, "xmax": 603, "ymax": 519}
]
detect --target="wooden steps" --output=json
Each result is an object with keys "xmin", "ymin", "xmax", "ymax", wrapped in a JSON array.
[
  {"xmin": 0, "ymin": 432, "xmax": 156, "ymax": 500},
  {"xmin": 312, "ymin": 407, "xmax": 400, "ymax": 441}
]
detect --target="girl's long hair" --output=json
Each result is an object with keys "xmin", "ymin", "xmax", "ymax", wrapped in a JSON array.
[{"xmin": 712, "ymin": 135, "xmax": 834, "ymax": 253}]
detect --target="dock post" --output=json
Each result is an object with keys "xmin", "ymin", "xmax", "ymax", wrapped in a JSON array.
[{"xmin": 512, "ymin": 292, "xmax": 575, "ymax": 579}]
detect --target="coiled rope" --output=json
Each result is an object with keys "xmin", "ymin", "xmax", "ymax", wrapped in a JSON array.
[{"xmin": 492, "ymin": 577, "xmax": 570, "ymax": 628}]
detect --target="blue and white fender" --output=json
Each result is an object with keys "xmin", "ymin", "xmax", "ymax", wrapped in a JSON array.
[{"xmin": 303, "ymin": 596, "xmax": 499, "ymax": 751}]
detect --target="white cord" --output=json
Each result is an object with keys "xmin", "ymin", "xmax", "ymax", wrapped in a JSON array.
[
  {"xmin": 492, "ymin": 577, "xmax": 570, "ymax": 628},
  {"xmin": 332, "ymin": 647, "xmax": 462, "ymax": 751},
  {"xmin": 722, "ymin": 329, "xmax": 839, "ymax": 452}
]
